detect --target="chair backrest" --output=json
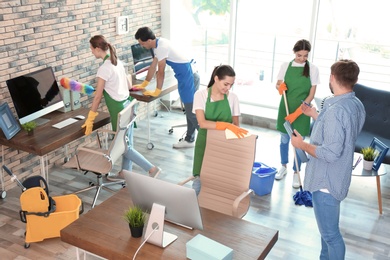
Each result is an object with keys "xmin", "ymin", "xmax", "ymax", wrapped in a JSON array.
[
  {"xmin": 198, "ymin": 130, "xmax": 257, "ymax": 218},
  {"xmin": 108, "ymin": 99, "xmax": 138, "ymax": 164}
]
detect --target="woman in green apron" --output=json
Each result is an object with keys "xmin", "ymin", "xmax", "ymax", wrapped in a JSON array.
[
  {"xmin": 84, "ymin": 35, "xmax": 161, "ymax": 179},
  {"xmin": 274, "ymin": 39, "xmax": 320, "ymax": 187},
  {"xmin": 191, "ymin": 65, "xmax": 248, "ymax": 195}
]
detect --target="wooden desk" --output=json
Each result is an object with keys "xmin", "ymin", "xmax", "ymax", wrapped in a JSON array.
[
  {"xmin": 352, "ymin": 154, "xmax": 387, "ymax": 214},
  {"xmin": 0, "ymin": 108, "xmax": 110, "ymax": 182},
  {"xmin": 130, "ymin": 70, "xmax": 178, "ymax": 103},
  {"xmin": 61, "ymin": 188, "xmax": 278, "ymax": 259},
  {"xmin": 130, "ymin": 70, "xmax": 178, "ymax": 149}
]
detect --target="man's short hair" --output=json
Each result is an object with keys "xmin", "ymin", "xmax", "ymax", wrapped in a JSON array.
[
  {"xmin": 331, "ymin": 59, "xmax": 360, "ymax": 88},
  {"xmin": 135, "ymin": 27, "xmax": 156, "ymax": 41}
]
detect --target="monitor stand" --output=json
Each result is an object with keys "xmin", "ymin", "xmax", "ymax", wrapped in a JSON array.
[
  {"xmin": 34, "ymin": 117, "xmax": 50, "ymax": 126},
  {"xmin": 144, "ymin": 203, "xmax": 177, "ymax": 248}
]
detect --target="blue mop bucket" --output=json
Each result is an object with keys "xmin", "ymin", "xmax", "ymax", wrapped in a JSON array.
[{"xmin": 250, "ymin": 162, "xmax": 277, "ymax": 196}]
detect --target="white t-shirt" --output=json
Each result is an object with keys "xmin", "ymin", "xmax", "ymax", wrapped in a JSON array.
[
  {"xmin": 96, "ymin": 59, "xmax": 129, "ymax": 101},
  {"xmin": 192, "ymin": 88, "xmax": 240, "ymax": 116},
  {"xmin": 154, "ymin": 38, "xmax": 191, "ymax": 63},
  {"xmin": 277, "ymin": 61, "xmax": 320, "ymax": 85}
]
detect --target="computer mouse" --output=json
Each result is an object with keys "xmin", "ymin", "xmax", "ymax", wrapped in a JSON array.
[{"xmin": 74, "ymin": 115, "xmax": 85, "ymax": 120}]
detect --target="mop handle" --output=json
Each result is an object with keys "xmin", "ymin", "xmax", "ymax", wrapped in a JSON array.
[
  {"xmin": 2, "ymin": 165, "xmax": 26, "ymax": 191},
  {"xmin": 282, "ymin": 90, "xmax": 303, "ymax": 186}
]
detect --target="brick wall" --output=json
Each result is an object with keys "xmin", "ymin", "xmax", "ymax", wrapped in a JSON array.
[{"xmin": 0, "ymin": 0, "xmax": 161, "ymax": 190}]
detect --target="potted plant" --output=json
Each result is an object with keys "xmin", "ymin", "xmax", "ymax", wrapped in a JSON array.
[
  {"xmin": 361, "ymin": 146, "xmax": 378, "ymax": 170},
  {"xmin": 21, "ymin": 121, "xmax": 37, "ymax": 136},
  {"xmin": 123, "ymin": 205, "xmax": 146, "ymax": 238}
]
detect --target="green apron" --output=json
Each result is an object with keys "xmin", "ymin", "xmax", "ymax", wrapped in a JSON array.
[
  {"xmin": 103, "ymin": 90, "xmax": 133, "ymax": 131},
  {"xmin": 276, "ymin": 61, "xmax": 311, "ymax": 136},
  {"xmin": 192, "ymin": 88, "xmax": 232, "ymax": 176}
]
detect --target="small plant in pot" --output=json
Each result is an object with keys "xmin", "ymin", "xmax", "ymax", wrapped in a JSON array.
[
  {"xmin": 361, "ymin": 146, "xmax": 378, "ymax": 170},
  {"xmin": 123, "ymin": 205, "xmax": 146, "ymax": 238},
  {"xmin": 21, "ymin": 121, "xmax": 37, "ymax": 136}
]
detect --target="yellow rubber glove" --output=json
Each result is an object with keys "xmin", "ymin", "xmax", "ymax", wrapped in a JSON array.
[
  {"xmin": 82, "ymin": 110, "xmax": 99, "ymax": 135},
  {"xmin": 278, "ymin": 82, "xmax": 288, "ymax": 95},
  {"xmin": 133, "ymin": 80, "xmax": 149, "ymax": 89},
  {"xmin": 215, "ymin": 122, "xmax": 249, "ymax": 138},
  {"xmin": 143, "ymin": 88, "xmax": 162, "ymax": 97},
  {"xmin": 285, "ymin": 107, "xmax": 303, "ymax": 124}
]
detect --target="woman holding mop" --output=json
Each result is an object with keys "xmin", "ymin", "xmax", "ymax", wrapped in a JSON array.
[{"xmin": 274, "ymin": 39, "xmax": 320, "ymax": 188}]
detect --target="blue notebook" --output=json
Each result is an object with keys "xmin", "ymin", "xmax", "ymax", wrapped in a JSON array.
[{"xmin": 283, "ymin": 121, "xmax": 309, "ymax": 163}]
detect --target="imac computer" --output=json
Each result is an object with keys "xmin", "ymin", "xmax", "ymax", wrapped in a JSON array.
[
  {"xmin": 131, "ymin": 43, "xmax": 154, "ymax": 80},
  {"xmin": 6, "ymin": 67, "xmax": 64, "ymax": 125},
  {"xmin": 124, "ymin": 171, "xmax": 203, "ymax": 248}
]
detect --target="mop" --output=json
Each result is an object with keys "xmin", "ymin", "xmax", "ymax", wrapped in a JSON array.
[{"xmin": 281, "ymin": 89, "xmax": 312, "ymax": 207}]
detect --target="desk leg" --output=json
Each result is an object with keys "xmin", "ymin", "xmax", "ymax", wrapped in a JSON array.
[
  {"xmin": 146, "ymin": 103, "xmax": 154, "ymax": 150},
  {"xmin": 1, "ymin": 146, "xmax": 5, "ymax": 196},
  {"xmin": 376, "ymin": 175, "xmax": 383, "ymax": 214},
  {"xmin": 147, "ymin": 103, "xmax": 151, "ymax": 144},
  {"xmin": 40, "ymin": 155, "xmax": 49, "ymax": 184}
]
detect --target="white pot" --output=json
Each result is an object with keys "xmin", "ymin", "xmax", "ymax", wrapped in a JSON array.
[{"xmin": 363, "ymin": 159, "xmax": 374, "ymax": 171}]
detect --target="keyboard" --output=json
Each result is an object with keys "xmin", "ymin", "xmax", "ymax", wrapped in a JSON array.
[{"xmin": 52, "ymin": 118, "xmax": 78, "ymax": 129}]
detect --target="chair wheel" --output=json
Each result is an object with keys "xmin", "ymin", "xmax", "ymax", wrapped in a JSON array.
[
  {"xmin": 1, "ymin": 190, "xmax": 6, "ymax": 199},
  {"xmin": 89, "ymin": 182, "xmax": 94, "ymax": 187},
  {"xmin": 147, "ymin": 143, "xmax": 154, "ymax": 150},
  {"xmin": 168, "ymin": 128, "xmax": 173, "ymax": 134},
  {"xmin": 122, "ymin": 183, "xmax": 126, "ymax": 188},
  {"xmin": 24, "ymin": 243, "xmax": 30, "ymax": 249}
]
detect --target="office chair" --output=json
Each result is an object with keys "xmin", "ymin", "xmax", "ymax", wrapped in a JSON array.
[
  {"xmin": 179, "ymin": 129, "xmax": 257, "ymax": 218},
  {"xmin": 63, "ymin": 99, "xmax": 138, "ymax": 208},
  {"xmin": 168, "ymin": 99, "xmax": 186, "ymax": 135}
]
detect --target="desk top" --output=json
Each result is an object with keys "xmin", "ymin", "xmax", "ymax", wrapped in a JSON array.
[
  {"xmin": 61, "ymin": 188, "xmax": 278, "ymax": 259},
  {"xmin": 130, "ymin": 70, "xmax": 178, "ymax": 103},
  {"xmin": 0, "ymin": 108, "xmax": 110, "ymax": 156}
]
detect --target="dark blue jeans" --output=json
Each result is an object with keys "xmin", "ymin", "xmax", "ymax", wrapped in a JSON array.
[{"xmin": 183, "ymin": 72, "xmax": 200, "ymax": 142}]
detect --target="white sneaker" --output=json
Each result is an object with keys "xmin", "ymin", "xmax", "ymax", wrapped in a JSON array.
[
  {"xmin": 149, "ymin": 167, "xmax": 162, "ymax": 178},
  {"xmin": 172, "ymin": 139, "xmax": 195, "ymax": 149},
  {"xmin": 293, "ymin": 173, "xmax": 300, "ymax": 188},
  {"xmin": 275, "ymin": 166, "xmax": 287, "ymax": 180}
]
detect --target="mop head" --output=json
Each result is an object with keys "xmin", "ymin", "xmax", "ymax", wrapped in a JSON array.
[{"xmin": 293, "ymin": 187, "xmax": 313, "ymax": 207}]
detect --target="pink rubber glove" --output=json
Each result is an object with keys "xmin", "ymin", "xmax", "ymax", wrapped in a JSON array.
[{"xmin": 285, "ymin": 107, "xmax": 303, "ymax": 124}]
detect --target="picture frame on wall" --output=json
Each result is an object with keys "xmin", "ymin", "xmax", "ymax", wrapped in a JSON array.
[
  {"xmin": 370, "ymin": 137, "xmax": 389, "ymax": 171},
  {"xmin": 0, "ymin": 103, "xmax": 21, "ymax": 140}
]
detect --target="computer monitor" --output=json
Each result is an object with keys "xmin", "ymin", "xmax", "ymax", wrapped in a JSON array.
[
  {"xmin": 124, "ymin": 171, "xmax": 203, "ymax": 231},
  {"xmin": 6, "ymin": 67, "xmax": 64, "ymax": 125},
  {"xmin": 131, "ymin": 43, "xmax": 154, "ymax": 79}
]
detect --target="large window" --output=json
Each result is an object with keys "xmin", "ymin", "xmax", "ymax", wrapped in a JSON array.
[{"xmin": 167, "ymin": 0, "xmax": 390, "ymax": 110}]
